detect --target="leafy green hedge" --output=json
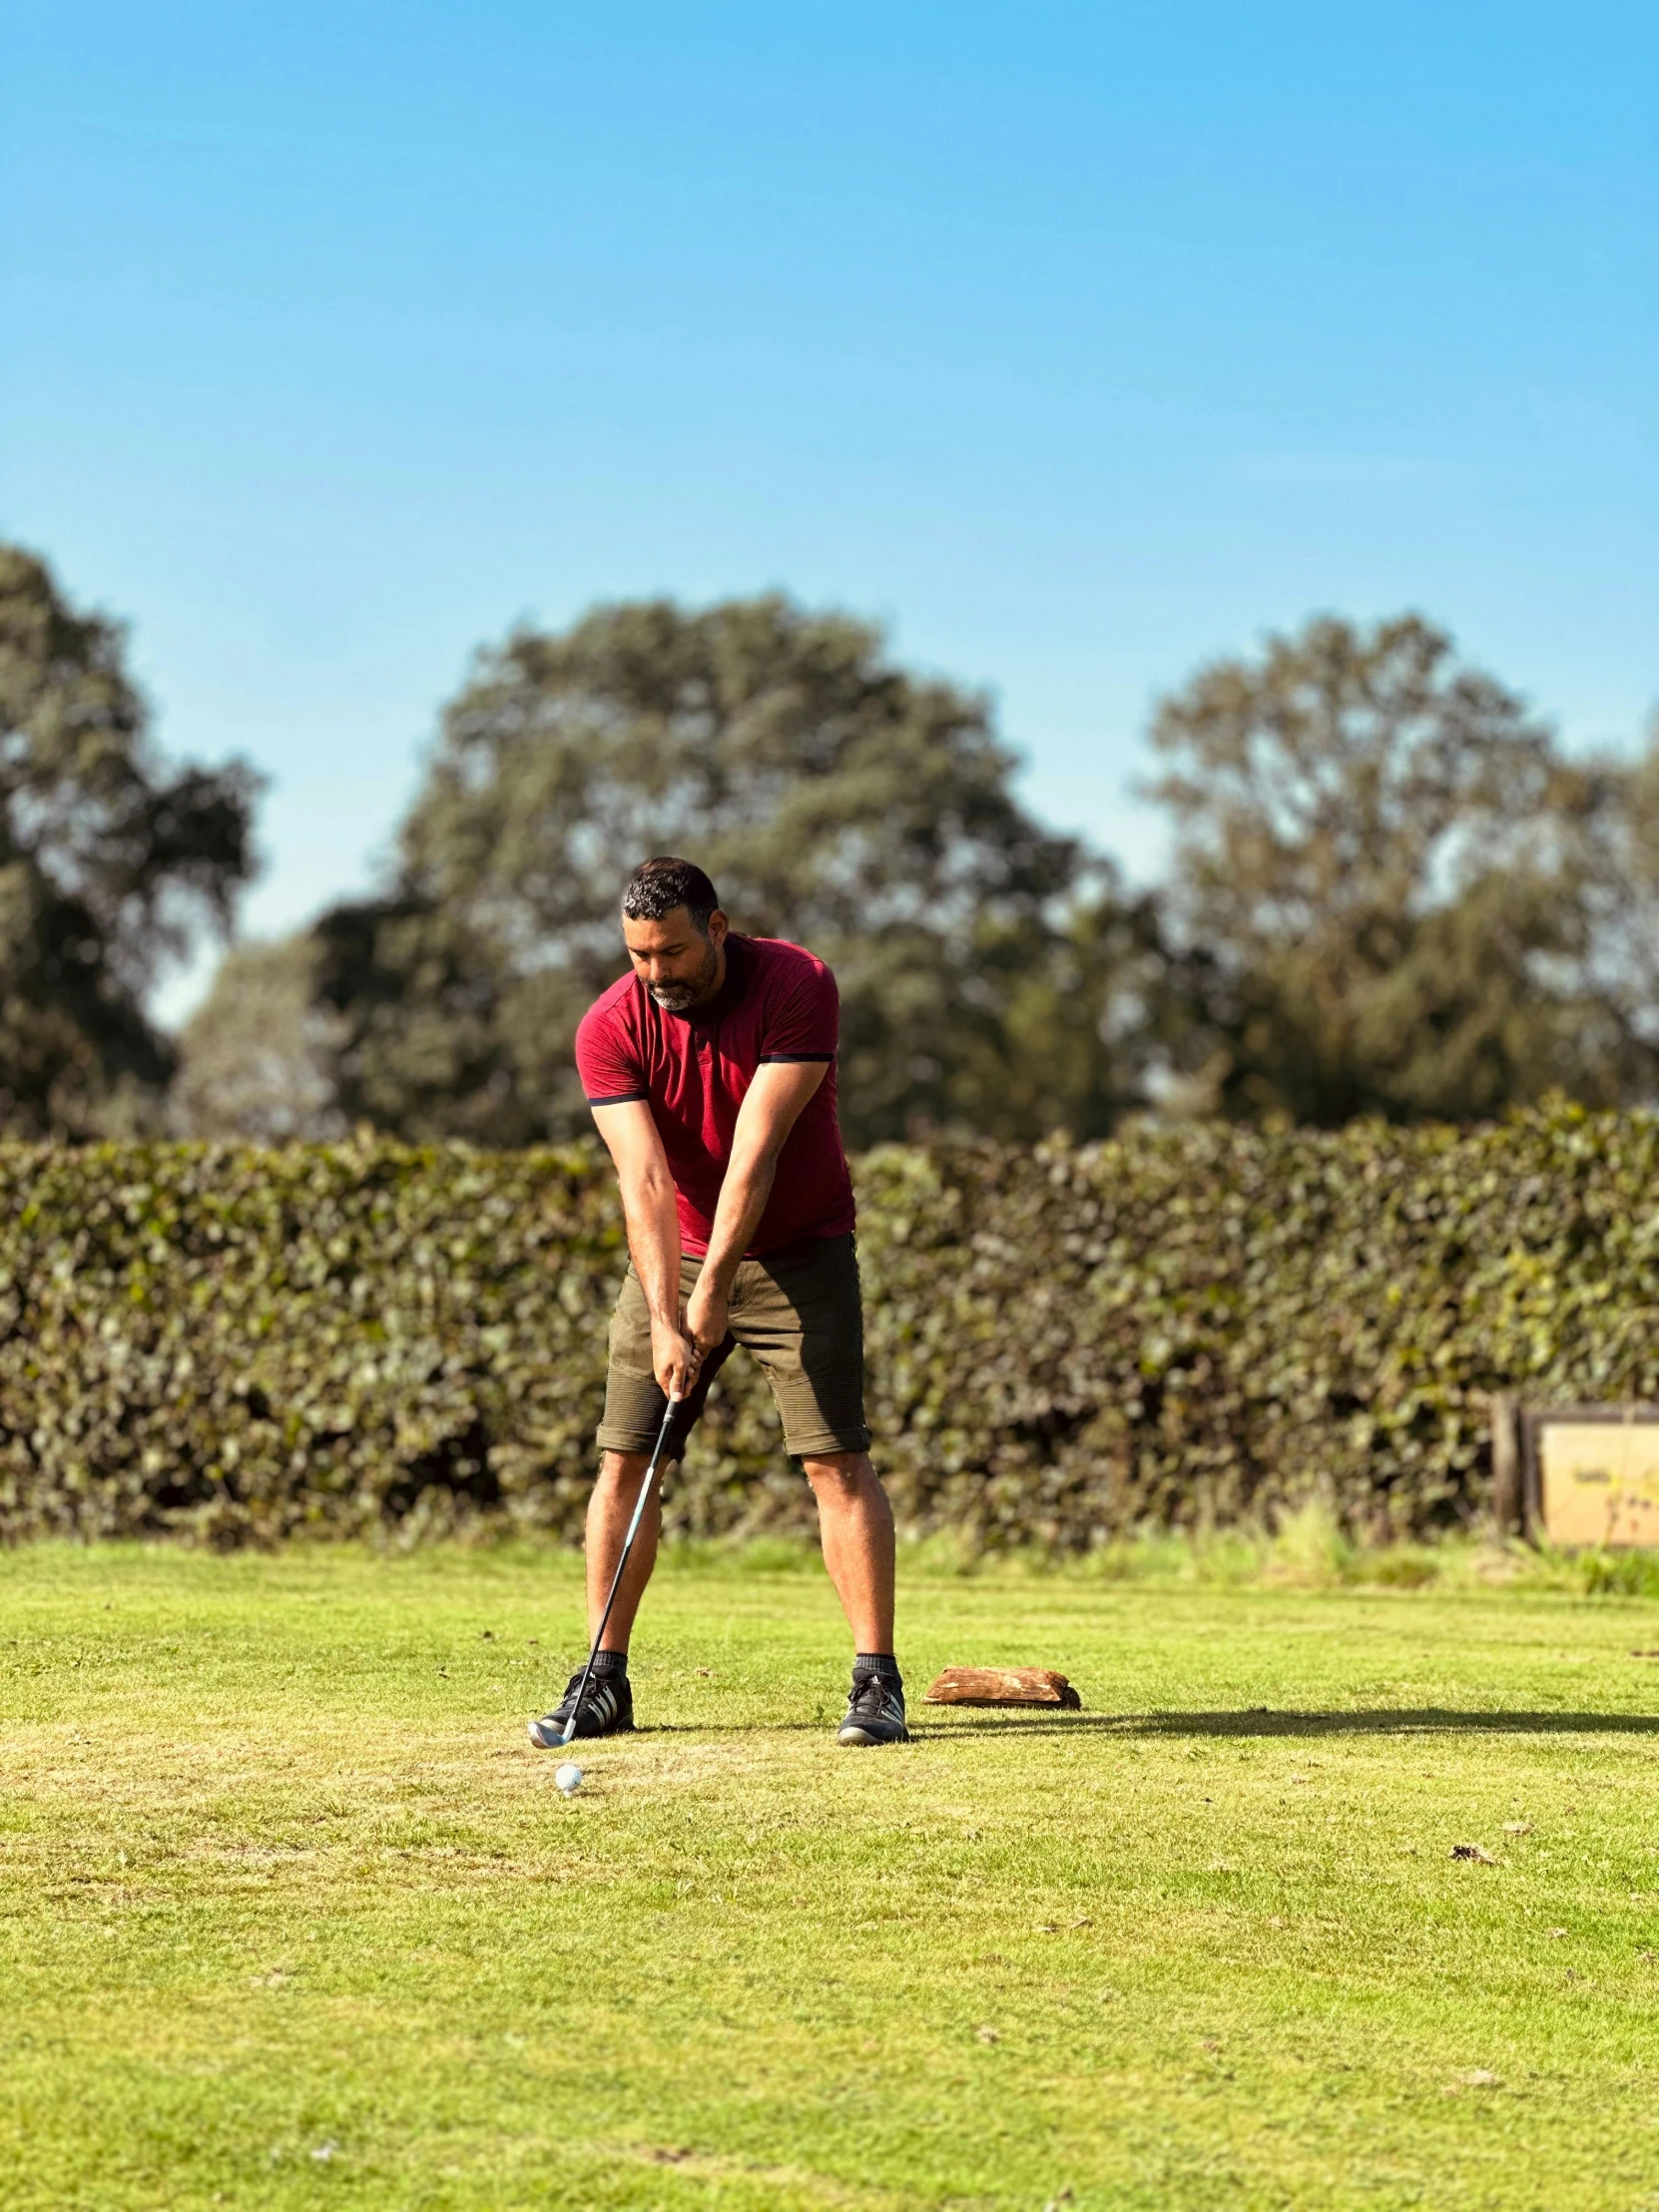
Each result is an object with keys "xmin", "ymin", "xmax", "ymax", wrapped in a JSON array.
[{"xmin": 2, "ymin": 1106, "xmax": 1656, "ymax": 1546}]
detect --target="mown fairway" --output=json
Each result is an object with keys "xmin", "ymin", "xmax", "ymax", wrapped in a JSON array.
[{"xmin": 4, "ymin": 1543, "xmax": 1659, "ymax": 2211}]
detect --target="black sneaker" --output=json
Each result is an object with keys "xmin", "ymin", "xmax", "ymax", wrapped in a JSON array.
[
  {"xmin": 836, "ymin": 1672, "xmax": 908, "ymax": 1747},
  {"xmin": 528, "ymin": 1667, "xmax": 634, "ymax": 1747}
]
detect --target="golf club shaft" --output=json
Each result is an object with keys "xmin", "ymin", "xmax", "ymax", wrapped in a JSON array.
[{"xmin": 561, "ymin": 1389, "xmax": 680, "ymax": 1745}]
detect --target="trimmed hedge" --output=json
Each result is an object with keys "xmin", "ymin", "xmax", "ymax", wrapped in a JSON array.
[{"xmin": 2, "ymin": 1106, "xmax": 1657, "ymax": 1547}]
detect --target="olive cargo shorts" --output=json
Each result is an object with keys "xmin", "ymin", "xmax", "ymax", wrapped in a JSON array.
[{"xmin": 597, "ymin": 1232, "xmax": 870, "ymax": 1462}]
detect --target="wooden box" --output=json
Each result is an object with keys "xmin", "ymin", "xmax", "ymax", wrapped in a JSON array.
[{"xmin": 1499, "ymin": 1400, "xmax": 1659, "ymax": 1547}]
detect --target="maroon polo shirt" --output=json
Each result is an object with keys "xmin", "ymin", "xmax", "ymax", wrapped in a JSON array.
[{"xmin": 574, "ymin": 933, "xmax": 856, "ymax": 1259}]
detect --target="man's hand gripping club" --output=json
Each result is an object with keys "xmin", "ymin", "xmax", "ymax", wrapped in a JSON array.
[{"xmin": 650, "ymin": 1312, "xmax": 703, "ymax": 1402}]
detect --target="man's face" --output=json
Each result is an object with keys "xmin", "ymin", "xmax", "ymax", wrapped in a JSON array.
[{"xmin": 623, "ymin": 905, "xmax": 728, "ymax": 1011}]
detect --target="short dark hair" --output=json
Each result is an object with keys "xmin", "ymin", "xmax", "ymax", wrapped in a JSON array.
[{"xmin": 621, "ymin": 856, "xmax": 721, "ymax": 931}]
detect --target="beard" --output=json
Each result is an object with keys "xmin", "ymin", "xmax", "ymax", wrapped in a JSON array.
[{"xmin": 648, "ymin": 938, "xmax": 721, "ymax": 1011}]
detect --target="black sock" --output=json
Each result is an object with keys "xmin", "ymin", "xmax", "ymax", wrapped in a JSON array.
[
  {"xmin": 852, "ymin": 1652, "xmax": 901, "ymax": 1688},
  {"xmin": 592, "ymin": 1648, "xmax": 629, "ymax": 1677}
]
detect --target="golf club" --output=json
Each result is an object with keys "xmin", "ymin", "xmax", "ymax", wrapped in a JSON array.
[{"xmin": 560, "ymin": 1385, "xmax": 682, "ymax": 1745}]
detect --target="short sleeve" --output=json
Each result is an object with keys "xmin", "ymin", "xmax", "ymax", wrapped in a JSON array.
[
  {"xmin": 575, "ymin": 1001, "xmax": 649, "ymax": 1104},
  {"xmin": 758, "ymin": 958, "xmax": 838, "ymax": 1062}
]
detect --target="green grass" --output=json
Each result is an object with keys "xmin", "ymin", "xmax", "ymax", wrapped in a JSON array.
[{"xmin": 5, "ymin": 1542, "xmax": 1659, "ymax": 2210}]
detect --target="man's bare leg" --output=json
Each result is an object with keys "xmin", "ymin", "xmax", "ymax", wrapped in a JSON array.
[
  {"xmin": 582, "ymin": 1446, "xmax": 892, "ymax": 1656},
  {"xmin": 585, "ymin": 1448, "xmax": 664, "ymax": 1653},
  {"xmin": 802, "ymin": 1451, "xmax": 895, "ymax": 1651}
]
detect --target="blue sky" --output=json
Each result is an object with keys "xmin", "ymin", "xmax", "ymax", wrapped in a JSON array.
[{"xmin": 5, "ymin": 3, "xmax": 1655, "ymax": 1014}]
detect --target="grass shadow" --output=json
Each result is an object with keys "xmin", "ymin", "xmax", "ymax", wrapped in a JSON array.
[{"xmin": 913, "ymin": 1706, "xmax": 1659, "ymax": 1739}]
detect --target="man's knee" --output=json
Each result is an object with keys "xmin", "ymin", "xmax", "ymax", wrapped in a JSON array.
[
  {"xmin": 802, "ymin": 1449, "xmax": 877, "ymax": 1492},
  {"xmin": 597, "ymin": 1449, "xmax": 651, "ymax": 1495}
]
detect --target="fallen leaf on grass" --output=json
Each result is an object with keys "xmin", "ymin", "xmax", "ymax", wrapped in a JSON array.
[{"xmin": 1449, "ymin": 1843, "xmax": 1497, "ymax": 1864}]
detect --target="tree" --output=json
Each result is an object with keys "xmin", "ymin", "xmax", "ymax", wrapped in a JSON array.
[
  {"xmin": 0, "ymin": 545, "xmax": 260, "ymax": 1136},
  {"xmin": 1145, "ymin": 612, "xmax": 1648, "ymax": 1124},
  {"xmin": 1567, "ymin": 712, "xmax": 1659, "ymax": 1078},
  {"xmin": 171, "ymin": 937, "xmax": 346, "ymax": 1142},
  {"xmin": 308, "ymin": 595, "xmax": 1158, "ymax": 1147}
]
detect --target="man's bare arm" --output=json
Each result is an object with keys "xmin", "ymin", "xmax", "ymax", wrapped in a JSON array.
[
  {"xmin": 589, "ymin": 1100, "xmax": 699, "ymax": 1399},
  {"xmin": 684, "ymin": 1062, "xmax": 828, "ymax": 1354}
]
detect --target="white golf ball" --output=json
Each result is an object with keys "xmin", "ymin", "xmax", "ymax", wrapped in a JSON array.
[{"xmin": 554, "ymin": 1762, "xmax": 584, "ymax": 1796}]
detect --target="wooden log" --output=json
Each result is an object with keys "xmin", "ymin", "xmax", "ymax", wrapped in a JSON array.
[{"xmin": 922, "ymin": 1666, "xmax": 1082, "ymax": 1709}]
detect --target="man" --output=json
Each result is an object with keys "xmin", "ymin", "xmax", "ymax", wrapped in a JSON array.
[{"xmin": 528, "ymin": 856, "xmax": 907, "ymax": 1750}]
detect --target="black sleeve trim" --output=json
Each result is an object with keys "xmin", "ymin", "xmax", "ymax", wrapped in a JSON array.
[
  {"xmin": 586, "ymin": 1091, "xmax": 651, "ymax": 1107},
  {"xmin": 758, "ymin": 1052, "xmax": 835, "ymax": 1064}
]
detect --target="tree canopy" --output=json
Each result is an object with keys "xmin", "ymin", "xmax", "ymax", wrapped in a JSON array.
[
  {"xmin": 0, "ymin": 545, "xmax": 259, "ymax": 1136},
  {"xmin": 1147, "ymin": 612, "xmax": 1653, "ymax": 1124},
  {"xmin": 173, "ymin": 594, "xmax": 1658, "ymax": 1143},
  {"xmin": 287, "ymin": 595, "xmax": 1161, "ymax": 1147},
  {"xmin": 171, "ymin": 937, "xmax": 345, "ymax": 1143}
]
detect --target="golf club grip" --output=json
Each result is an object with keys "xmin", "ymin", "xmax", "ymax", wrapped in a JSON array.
[{"xmin": 561, "ymin": 1391, "xmax": 679, "ymax": 1745}]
